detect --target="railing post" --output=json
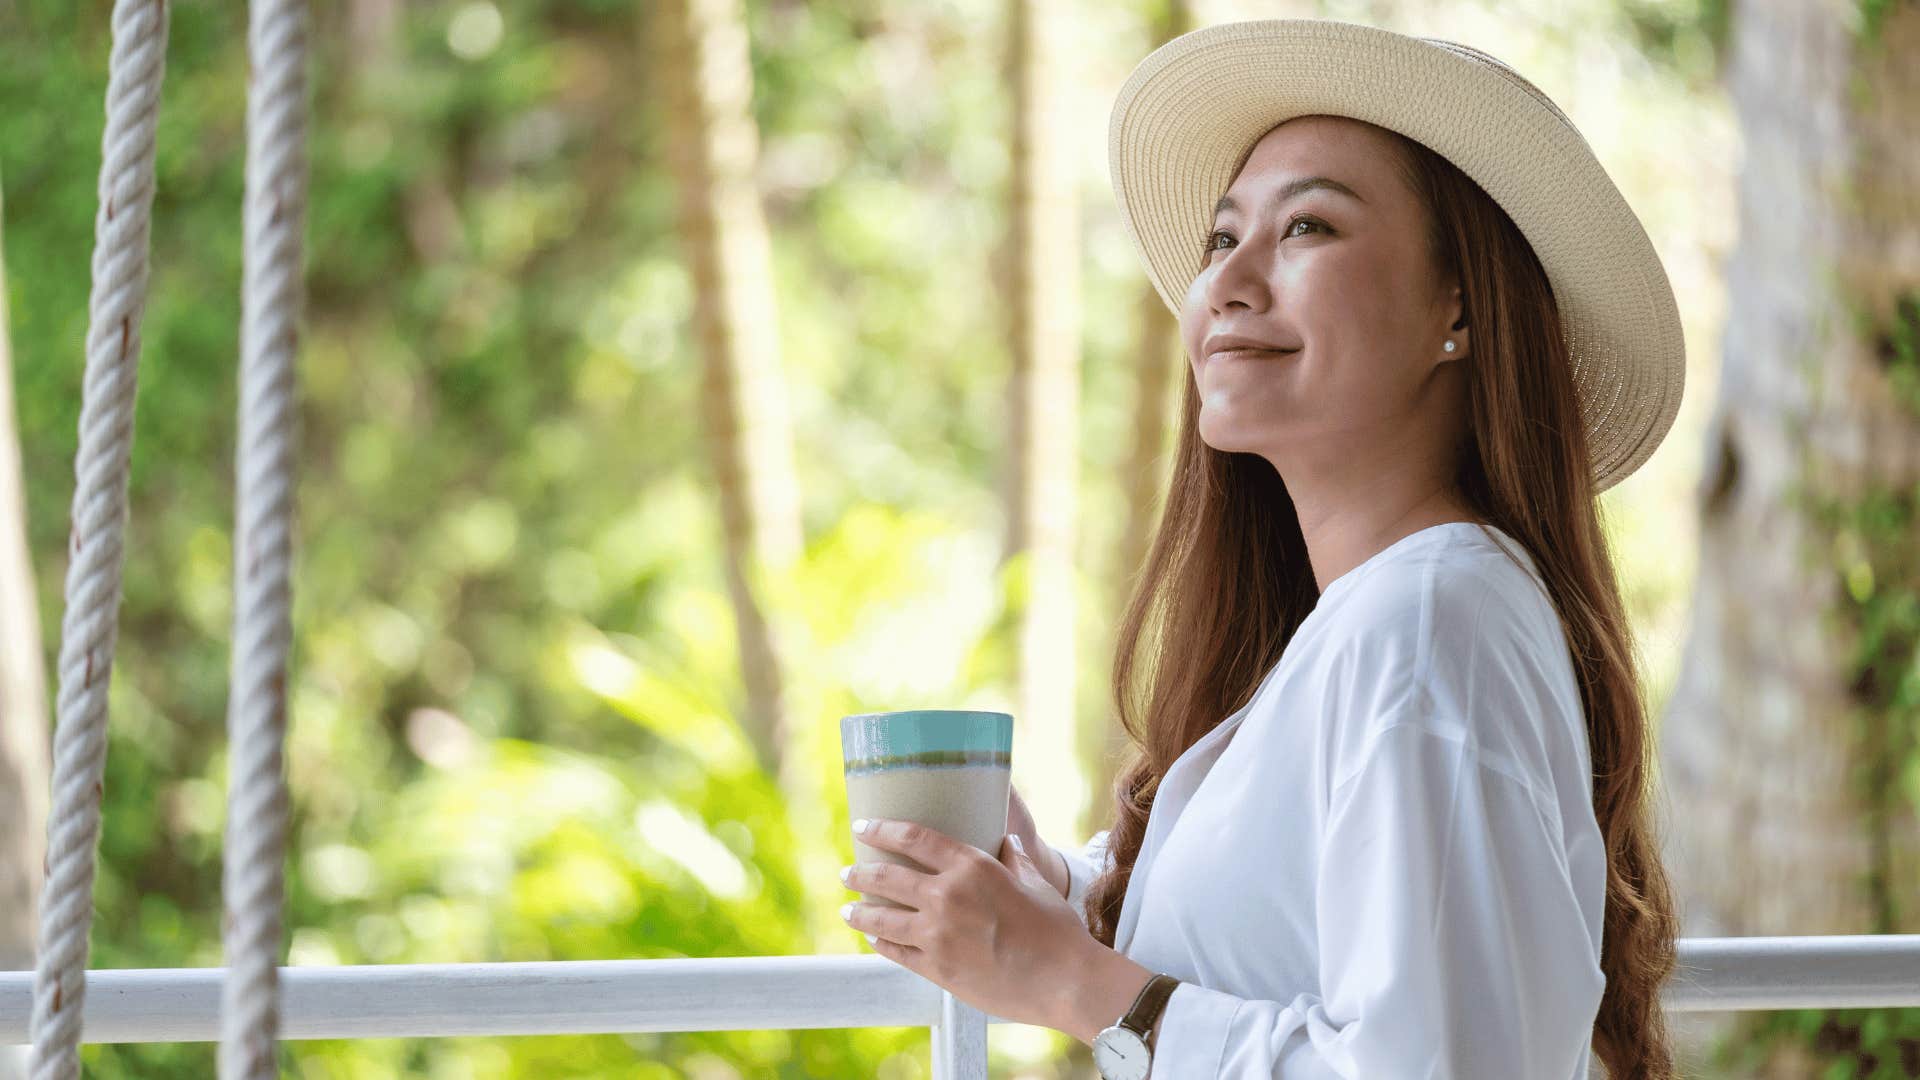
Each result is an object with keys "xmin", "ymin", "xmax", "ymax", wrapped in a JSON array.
[{"xmin": 929, "ymin": 990, "xmax": 989, "ymax": 1079}]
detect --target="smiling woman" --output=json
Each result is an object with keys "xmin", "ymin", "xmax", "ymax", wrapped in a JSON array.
[{"xmin": 1073, "ymin": 15, "xmax": 1689, "ymax": 1080}]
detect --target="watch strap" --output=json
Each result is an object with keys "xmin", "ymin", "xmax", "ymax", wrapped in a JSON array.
[{"xmin": 1119, "ymin": 972, "xmax": 1182, "ymax": 1040}]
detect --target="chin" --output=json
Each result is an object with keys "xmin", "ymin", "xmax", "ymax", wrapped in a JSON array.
[
  {"xmin": 1196, "ymin": 414, "xmax": 1257, "ymax": 455},
  {"xmin": 1198, "ymin": 414, "xmax": 1289, "ymax": 465}
]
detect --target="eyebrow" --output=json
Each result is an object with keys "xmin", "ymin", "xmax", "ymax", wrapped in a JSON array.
[{"xmin": 1213, "ymin": 176, "xmax": 1366, "ymax": 219}]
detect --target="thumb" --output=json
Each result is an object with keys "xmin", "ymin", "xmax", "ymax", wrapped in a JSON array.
[{"xmin": 1001, "ymin": 833, "xmax": 1046, "ymax": 887}]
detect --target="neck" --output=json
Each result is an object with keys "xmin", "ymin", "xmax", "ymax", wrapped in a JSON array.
[{"xmin": 1284, "ymin": 479, "xmax": 1479, "ymax": 595}]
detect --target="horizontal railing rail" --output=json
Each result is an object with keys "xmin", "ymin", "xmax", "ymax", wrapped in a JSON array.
[{"xmin": 3, "ymin": 935, "xmax": 1917, "ymax": 1068}]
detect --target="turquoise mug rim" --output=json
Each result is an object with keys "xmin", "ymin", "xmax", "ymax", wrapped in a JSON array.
[{"xmin": 841, "ymin": 709, "xmax": 1012, "ymax": 773}]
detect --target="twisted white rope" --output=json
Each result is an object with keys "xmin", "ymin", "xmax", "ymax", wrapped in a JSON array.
[
  {"xmin": 28, "ymin": 0, "xmax": 170, "ymax": 1075},
  {"xmin": 218, "ymin": 0, "xmax": 307, "ymax": 1073}
]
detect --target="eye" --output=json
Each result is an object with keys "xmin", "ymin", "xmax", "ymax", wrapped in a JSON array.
[{"xmin": 1200, "ymin": 216, "xmax": 1327, "ymax": 264}]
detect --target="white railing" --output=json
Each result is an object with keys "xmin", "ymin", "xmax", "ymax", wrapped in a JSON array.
[{"xmin": 3, "ymin": 935, "xmax": 1919, "ymax": 1075}]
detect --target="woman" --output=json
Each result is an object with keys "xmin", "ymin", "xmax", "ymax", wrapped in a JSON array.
[{"xmin": 837, "ymin": 19, "xmax": 1685, "ymax": 1079}]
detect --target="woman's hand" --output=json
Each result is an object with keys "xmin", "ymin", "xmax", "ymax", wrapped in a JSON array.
[
  {"xmin": 1006, "ymin": 784, "xmax": 1068, "ymax": 898},
  {"xmin": 839, "ymin": 817, "xmax": 1094, "ymax": 1032}
]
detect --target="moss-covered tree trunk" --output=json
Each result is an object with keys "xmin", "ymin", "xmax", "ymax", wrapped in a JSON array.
[{"xmin": 1661, "ymin": 2, "xmax": 1920, "ymax": 1074}]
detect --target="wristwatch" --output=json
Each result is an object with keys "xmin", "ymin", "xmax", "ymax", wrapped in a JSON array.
[{"xmin": 1091, "ymin": 972, "xmax": 1181, "ymax": 1080}]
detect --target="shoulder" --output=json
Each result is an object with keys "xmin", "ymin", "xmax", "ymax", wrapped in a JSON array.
[
  {"xmin": 1320, "ymin": 525, "xmax": 1552, "ymax": 667},
  {"xmin": 1340, "ymin": 523, "xmax": 1550, "ymax": 626},
  {"xmin": 1314, "ymin": 526, "xmax": 1573, "ymax": 777}
]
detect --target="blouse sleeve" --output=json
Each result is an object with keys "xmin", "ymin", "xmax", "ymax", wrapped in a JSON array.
[
  {"xmin": 1147, "ymin": 723, "xmax": 1605, "ymax": 1078},
  {"xmin": 1048, "ymin": 829, "xmax": 1112, "ymax": 930}
]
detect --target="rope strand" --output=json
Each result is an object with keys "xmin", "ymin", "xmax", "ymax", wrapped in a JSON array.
[
  {"xmin": 29, "ymin": 0, "xmax": 170, "ymax": 1075},
  {"xmin": 218, "ymin": 0, "xmax": 308, "ymax": 1073}
]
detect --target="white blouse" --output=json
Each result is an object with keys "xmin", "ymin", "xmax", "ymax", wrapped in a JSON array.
[{"xmin": 1050, "ymin": 521, "xmax": 1607, "ymax": 1079}]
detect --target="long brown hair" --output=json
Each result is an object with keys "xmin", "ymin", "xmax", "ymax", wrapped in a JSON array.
[{"xmin": 1085, "ymin": 121, "xmax": 1682, "ymax": 1079}]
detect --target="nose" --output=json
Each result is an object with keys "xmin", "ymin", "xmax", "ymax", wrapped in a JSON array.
[{"xmin": 1202, "ymin": 232, "xmax": 1274, "ymax": 315}]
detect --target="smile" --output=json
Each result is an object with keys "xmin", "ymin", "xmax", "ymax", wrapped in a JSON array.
[{"xmin": 1210, "ymin": 347, "xmax": 1300, "ymax": 360}]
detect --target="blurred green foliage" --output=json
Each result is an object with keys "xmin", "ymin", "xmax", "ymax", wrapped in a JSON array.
[
  {"xmin": 1, "ymin": 0, "xmax": 1116, "ymax": 1074},
  {"xmin": 1, "ymin": 0, "xmax": 1743, "ymax": 1075}
]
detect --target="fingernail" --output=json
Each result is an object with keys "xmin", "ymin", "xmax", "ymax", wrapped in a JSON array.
[
  {"xmin": 840, "ymin": 902, "xmax": 854, "ymax": 921},
  {"xmin": 840, "ymin": 864, "xmax": 853, "ymax": 883},
  {"xmin": 852, "ymin": 818, "xmax": 870, "ymax": 834},
  {"xmin": 1009, "ymin": 835, "xmax": 1025, "ymax": 854},
  {"xmin": 865, "ymin": 934, "xmax": 877, "ymax": 945}
]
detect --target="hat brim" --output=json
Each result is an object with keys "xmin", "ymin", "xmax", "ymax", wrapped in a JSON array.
[{"xmin": 1107, "ymin": 18, "xmax": 1685, "ymax": 494}]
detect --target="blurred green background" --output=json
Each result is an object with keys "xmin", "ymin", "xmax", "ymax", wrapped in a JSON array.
[{"xmin": 5, "ymin": 0, "xmax": 1866, "ymax": 1075}]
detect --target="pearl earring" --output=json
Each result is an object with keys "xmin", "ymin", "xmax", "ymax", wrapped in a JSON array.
[{"xmin": 1443, "ymin": 340, "xmax": 1456, "ymax": 353}]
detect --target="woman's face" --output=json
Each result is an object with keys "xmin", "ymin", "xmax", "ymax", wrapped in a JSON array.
[{"xmin": 1178, "ymin": 115, "xmax": 1469, "ymax": 473}]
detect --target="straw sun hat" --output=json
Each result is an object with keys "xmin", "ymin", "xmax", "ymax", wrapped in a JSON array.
[{"xmin": 1107, "ymin": 18, "xmax": 1686, "ymax": 494}]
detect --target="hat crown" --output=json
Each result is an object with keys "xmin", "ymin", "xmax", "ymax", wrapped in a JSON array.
[
  {"xmin": 1104, "ymin": 19, "xmax": 1688, "ymax": 494},
  {"xmin": 1416, "ymin": 38, "xmax": 1579, "ymax": 135}
]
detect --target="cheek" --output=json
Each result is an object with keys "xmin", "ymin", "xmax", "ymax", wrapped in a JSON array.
[
  {"xmin": 1324, "ymin": 253, "xmax": 1421, "ymax": 337},
  {"xmin": 1179, "ymin": 309, "xmax": 1209, "ymax": 381},
  {"xmin": 1178, "ymin": 286, "xmax": 1208, "ymax": 355},
  {"xmin": 1295, "ymin": 285, "xmax": 1403, "ymax": 379}
]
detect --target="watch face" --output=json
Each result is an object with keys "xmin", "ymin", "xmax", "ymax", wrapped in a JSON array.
[{"xmin": 1092, "ymin": 1026, "xmax": 1151, "ymax": 1080}]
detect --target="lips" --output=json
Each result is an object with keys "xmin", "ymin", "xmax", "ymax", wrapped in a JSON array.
[
  {"xmin": 1209, "ymin": 347, "xmax": 1300, "ymax": 360},
  {"xmin": 1203, "ymin": 332, "xmax": 1303, "ymax": 359}
]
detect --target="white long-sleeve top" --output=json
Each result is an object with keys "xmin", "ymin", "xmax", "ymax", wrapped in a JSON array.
[{"xmin": 1050, "ymin": 521, "xmax": 1607, "ymax": 1079}]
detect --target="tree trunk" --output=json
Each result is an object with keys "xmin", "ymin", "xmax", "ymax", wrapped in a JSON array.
[
  {"xmin": 345, "ymin": 0, "xmax": 397, "ymax": 72},
  {"xmin": 1660, "ymin": 1, "xmax": 1920, "ymax": 1072},
  {"xmin": 0, "ymin": 165, "xmax": 51, "ymax": 1080},
  {"xmin": 1001, "ymin": 0, "xmax": 1084, "ymax": 840},
  {"xmin": 653, "ymin": 0, "xmax": 804, "ymax": 787},
  {"xmin": 1089, "ymin": 0, "xmax": 1192, "ymax": 836}
]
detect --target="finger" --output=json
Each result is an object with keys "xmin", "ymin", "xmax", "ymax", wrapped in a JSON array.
[
  {"xmin": 1002, "ymin": 833, "xmax": 1061, "ymax": 900},
  {"xmin": 853, "ymin": 818, "xmax": 969, "ymax": 872},
  {"xmin": 866, "ymin": 931, "xmax": 926, "ymax": 972},
  {"xmin": 999, "ymin": 832, "xmax": 1036, "ymax": 878},
  {"xmin": 844, "ymin": 860, "xmax": 932, "ymax": 909},
  {"xmin": 843, "ymin": 899, "xmax": 924, "ymax": 949}
]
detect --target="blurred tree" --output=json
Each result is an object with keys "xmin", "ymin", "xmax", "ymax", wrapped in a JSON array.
[
  {"xmin": 0, "ymin": 161, "xmax": 51, "ymax": 1080},
  {"xmin": 1662, "ymin": 0, "xmax": 1920, "ymax": 1074},
  {"xmin": 1000, "ymin": 0, "xmax": 1084, "ymax": 840},
  {"xmin": 653, "ymin": 0, "xmax": 806, "ymax": 792},
  {"xmin": 1, "ymin": 0, "xmax": 908, "ymax": 1072},
  {"xmin": 1092, "ymin": 0, "xmax": 1192, "ymax": 838}
]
